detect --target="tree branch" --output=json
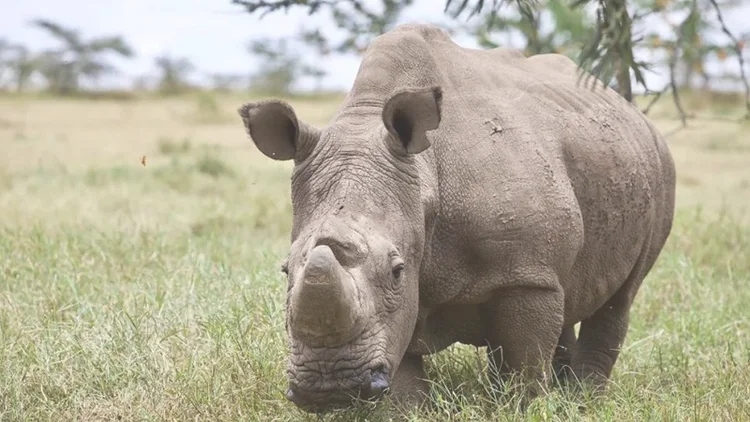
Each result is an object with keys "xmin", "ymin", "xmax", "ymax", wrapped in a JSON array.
[
  {"xmin": 641, "ymin": 84, "xmax": 670, "ymax": 115},
  {"xmin": 231, "ymin": 0, "xmax": 339, "ymax": 17},
  {"xmin": 445, "ymin": 0, "xmax": 537, "ymax": 27},
  {"xmin": 668, "ymin": 44, "xmax": 688, "ymax": 127},
  {"xmin": 708, "ymin": 0, "xmax": 750, "ymax": 119},
  {"xmin": 574, "ymin": 0, "xmax": 646, "ymax": 102},
  {"xmin": 663, "ymin": 1, "xmax": 703, "ymax": 127}
]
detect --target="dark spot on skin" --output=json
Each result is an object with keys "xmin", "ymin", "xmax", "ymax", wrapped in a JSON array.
[{"xmin": 484, "ymin": 118, "xmax": 503, "ymax": 136}]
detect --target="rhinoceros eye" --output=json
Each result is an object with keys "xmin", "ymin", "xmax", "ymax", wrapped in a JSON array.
[
  {"xmin": 392, "ymin": 264, "xmax": 404, "ymax": 281},
  {"xmin": 391, "ymin": 258, "xmax": 405, "ymax": 282}
]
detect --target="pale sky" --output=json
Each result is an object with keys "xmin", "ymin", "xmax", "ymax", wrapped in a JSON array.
[{"xmin": 2, "ymin": 0, "xmax": 749, "ymax": 92}]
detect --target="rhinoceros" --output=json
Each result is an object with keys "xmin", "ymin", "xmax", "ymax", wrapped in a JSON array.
[{"xmin": 238, "ymin": 23, "xmax": 676, "ymax": 413}]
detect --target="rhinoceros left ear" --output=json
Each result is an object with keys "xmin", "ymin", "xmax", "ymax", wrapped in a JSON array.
[
  {"xmin": 382, "ymin": 86, "xmax": 442, "ymax": 155},
  {"xmin": 238, "ymin": 99, "xmax": 320, "ymax": 161}
]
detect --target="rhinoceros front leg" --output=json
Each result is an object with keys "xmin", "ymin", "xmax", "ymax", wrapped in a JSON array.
[
  {"xmin": 552, "ymin": 326, "xmax": 577, "ymax": 384},
  {"xmin": 484, "ymin": 287, "xmax": 565, "ymax": 404},
  {"xmin": 389, "ymin": 353, "xmax": 430, "ymax": 409}
]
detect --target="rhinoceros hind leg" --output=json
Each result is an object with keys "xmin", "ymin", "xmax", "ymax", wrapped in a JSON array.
[
  {"xmin": 572, "ymin": 259, "xmax": 652, "ymax": 392},
  {"xmin": 571, "ymin": 297, "xmax": 631, "ymax": 392}
]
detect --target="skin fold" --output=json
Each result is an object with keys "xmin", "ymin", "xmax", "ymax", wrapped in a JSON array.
[{"xmin": 237, "ymin": 23, "xmax": 676, "ymax": 413}]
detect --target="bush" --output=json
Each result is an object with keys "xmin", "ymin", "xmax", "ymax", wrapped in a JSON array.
[
  {"xmin": 157, "ymin": 137, "xmax": 192, "ymax": 155},
  {"xmin": 185, "ymin": 92, "xmax": 232, "ymax": 125},
  {"xmin": 195, "ymin": 154, "xmax": 235, "ymax": 179}
]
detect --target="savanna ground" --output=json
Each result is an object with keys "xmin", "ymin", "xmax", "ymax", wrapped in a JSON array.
[{"xmin": 0, "ymin": 90, "xmax": 749, "ymax": 421}]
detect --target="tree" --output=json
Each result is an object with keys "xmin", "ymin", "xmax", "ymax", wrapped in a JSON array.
[
  {"xmin": 154, "ymin": 55, "xmax": 195, "ymax": 95},
  {"xmin": 234, "ymin": 0, "xmax": 415, "ymax": 55},
  {"xmin": 473, "ymin": 0, "xmax": 594, "ymax": 58},
  {"xmin": 707, "ymin": 0, "xmax": 750, "ymax": 117},
  {"xmin": 235, "ymin": 0, "xmax": 750, "ymax": 115},
  {"xmin": 0, "ymin": 39, "xmax": 16, "ymax": 90},
  {"xmin": 630, "ymin": 0, "xmax": 750, "ymax": 121},
  {"xmin": 302, "ymin": 64, "xmax": 327, "ymax": 92},
  {"xmin": 235, "ymin": 0, "xmax": 415, "ymax": 95},
  {"xmin": 233, "ymin": 0, "xmax": 637, "ymax": 95},
  {"xmin": 0, "ymin": 39, "xmax": 9, "ymax": 88},
  {"xmin": 670, "ymin": 0, "xmax": 714, "ymax": 89},
  {"xmin": 463, "ymin": 0, "xmax": 750, "ymax": 117},
  {"xmin": 7, "ymin": 45, "xmax": 38, "ymax": 92},
  {"xmin": 248, "ymin": 38, "xmax": 301, "ymax": 95},
  {"xmin": 638, "ymin": 0, "xmax": 730, "ymax": 90},
  {"xmin": 208, "ymin": 72, "xmax": 246, "ymax": 92},
  {"xmin": 232, "ymin": 0, "xmax": 641, "ymax": 100},
  {"xmin": 31, "ymin": 19, "xmax": 134, "ymax": 94},
  {"xmin": 248, "ymin": 34, "xmax": 333, "ymax": 95}
]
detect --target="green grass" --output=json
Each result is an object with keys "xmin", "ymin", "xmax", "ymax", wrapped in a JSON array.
[{"xmin": 0, "ymin": 95, "xmax": 749, "ymax": 421}]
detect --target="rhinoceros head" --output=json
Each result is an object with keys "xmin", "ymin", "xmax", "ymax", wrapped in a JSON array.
[{"xmin": 238, "ymin": 86, "xmax": 442, "ymax": 412}]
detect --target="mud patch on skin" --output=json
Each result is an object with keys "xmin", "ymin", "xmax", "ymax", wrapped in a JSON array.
[{"xmin": 483, "ymin": 118, "xmax": 504, "ymax": 136}]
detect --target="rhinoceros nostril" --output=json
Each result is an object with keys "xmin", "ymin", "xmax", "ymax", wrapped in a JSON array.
[
  {"xmin": 286, "ymin": 387, "xmax": 310, "ymax": 406},
  {"xmin": 364, "ymin": 367, "xmax": 390, "ymax": 400}
]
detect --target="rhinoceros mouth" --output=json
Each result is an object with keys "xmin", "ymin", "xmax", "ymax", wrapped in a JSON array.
[
  {"xmin": 286, "ymin": 345, "xmax": 392, "ymax": 412},
  {"xmin": 286, "ymin": 364, "xmax": 391, "ymax": 412}
]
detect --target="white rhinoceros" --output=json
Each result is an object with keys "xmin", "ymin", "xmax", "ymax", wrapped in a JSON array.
[{"xmin": 238, "ymin": 23, "xmax": 676, "ymax": 413}]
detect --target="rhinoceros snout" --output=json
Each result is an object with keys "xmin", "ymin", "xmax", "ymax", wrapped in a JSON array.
[
  {"xmin": 366, "ymin": 367, "xmax": 391, "ymax": 398},
  {"xmin": 285, "ymin": 365, "xmax": 391, "ymax": 411}
]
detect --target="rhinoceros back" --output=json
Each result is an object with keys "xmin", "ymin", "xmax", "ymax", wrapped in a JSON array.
[{"xmin": 362, "ymin": 24, "xmax": 675, "ymax": 319}]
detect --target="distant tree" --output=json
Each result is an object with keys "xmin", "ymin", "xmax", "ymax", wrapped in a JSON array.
[
  {"xmin": 302, "ymin": 64, "xmax": 327, "ymax": 92},
  {"xmin": 7, "ymin": 45, "xmax": 38, "ymax": 92},
  {"xmin": 31, "ymin": 19, "xmax": 134, "ymax": 94},
  {"xmin": 208, "ymin": 72, "xmax": 246, "ymax": 92},
  {"xmin": 35, "ymin": 51, "xmax": 74, "ymax": 93},
  {"xmin": 237, "ymin": 1, "xmax": 419, "ymax": 95},
  {"xmin": 0, "ymin": 39, "xmax": 7, "ymax": 78},
  {"xmin": 0, "ymin": 39, "xmax": 13, "ymax": 89},
  {"xmin": 131, "ymin": 74, "xmax": 156, "ymax": 92},
  {"xmin": 235, "ymin": 0, "xmax": 415, "ymax": 55},
  {"xmin": 248, "ymin": 38, "xmax": 300, "ymax": 95},
  {"xmin": 154, "ymin": 55, "xmax": 195, "ymax": 95},
  {"xmin": 248, "ymin": 36, "xmax": 331, "ymax": 95}
]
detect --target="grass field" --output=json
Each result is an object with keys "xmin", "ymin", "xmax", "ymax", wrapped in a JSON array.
[{"xmin": 0, "ymin": 92, "xmax": 749, "ymax": 421}]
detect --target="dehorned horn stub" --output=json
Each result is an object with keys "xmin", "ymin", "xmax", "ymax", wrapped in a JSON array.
[
  {"xmin": 290, "ymin": 245, "xmax": 360, "ymax": 345},
  {"xmin": 303, "ymin": 245, "xmax": 336, "ymax": 284}
]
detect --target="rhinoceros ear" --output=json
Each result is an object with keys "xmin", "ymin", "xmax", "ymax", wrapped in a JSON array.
[
  {"xmin": 238, "ymin": 100, "xmax": 320, "ymax": 161},
  {"xmin": 382, "ymin": 86, "xmax": 442, "ymax": 155}
]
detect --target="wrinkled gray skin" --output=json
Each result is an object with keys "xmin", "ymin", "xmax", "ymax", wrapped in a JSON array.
[{"xmin": 238, "ymin": 24, "xmax": 675, "ymax": 413}]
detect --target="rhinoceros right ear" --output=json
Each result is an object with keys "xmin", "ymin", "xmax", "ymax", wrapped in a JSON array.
[
  {"xmin": 382, "ymin": 86, "xmax": 442, "ymax": 155},
  {"xmin": 238, "ymin": 100, "xmax": 320, "ymax": 161}
]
